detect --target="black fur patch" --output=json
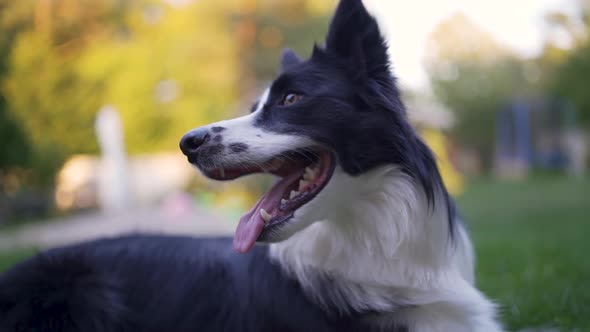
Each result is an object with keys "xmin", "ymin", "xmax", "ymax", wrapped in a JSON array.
[
  {"xmin": 211, "ymin": 126, "xmax": 226, "ymax": 133},
  {"xmin": 0, "ymin": 235, "xmax": 401, "ymax": 331},
  {"xmin": 200, "ymin": 144, "xmax": 224, "ymax": 157},
  {"xmin": 250, "ymin": 101, "xmax": 259, "ymax": 113}
]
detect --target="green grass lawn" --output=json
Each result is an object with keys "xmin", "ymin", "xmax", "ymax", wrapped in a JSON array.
[
  {"xmin": 0, "ymin": 176, "xmax": 587, "ymax": 330},
  {"xmin": 458, "ymin": 176, "xmax": 590, "ymax": 331}
]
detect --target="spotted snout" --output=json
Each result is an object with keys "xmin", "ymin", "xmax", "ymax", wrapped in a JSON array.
[{"xmin": 179, "ymin": 125, "xmax": 250, "ymax": 169}]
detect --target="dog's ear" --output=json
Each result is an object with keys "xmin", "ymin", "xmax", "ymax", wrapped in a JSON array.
[
  {"xmin": 280, "ymin": 48, "xmax": 302, "ymax": 72},
  {"xmin": 324, "ymin": 0, "xmax": 389, "ymax": 80}
]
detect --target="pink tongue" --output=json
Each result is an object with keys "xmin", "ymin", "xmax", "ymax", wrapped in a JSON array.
[{"xmin": 233, "ymin": 171, "xmax": 302, "ymax": 253}]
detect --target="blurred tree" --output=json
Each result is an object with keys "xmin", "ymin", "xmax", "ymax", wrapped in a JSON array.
[
  {"xmin": 73, "ymin": 1, "xmax": 240, "ymax": 153},
  {"xmin": 1, "ymin": 0, "xmax": 240, "ymax": 187},
  {"xmin": 425, "ymin": 13, "xmax": 532, "ymax": 168},
  {"xmin": 251, "ymin": 0, "xmax": 334, "ymax": 81},
  {"xmin": 1, "ymin": 0, "xmax": 123, "ymax": 187},
  {"xmin": 551, "ymin": 45, "xmax": 590, "ymax": 126},
  {"xmin": 0, "ymin": 0, "xmax": 35, "ymax": 179},
  {"xmin": 546, "ymin": 0, "xmax": 590, "ymax": 126},
  {"xmin": 231, "ymin": 0, "xmax": 335, "ymax": 98}
]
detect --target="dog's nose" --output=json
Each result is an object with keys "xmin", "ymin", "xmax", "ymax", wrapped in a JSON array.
[{"xmin": 179, "ymin": 128, "xmax": 209, "ymax": 156}]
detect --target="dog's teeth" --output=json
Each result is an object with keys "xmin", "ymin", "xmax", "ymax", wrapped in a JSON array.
[
  {"xmin": 219, "ymin": 167, "xmax": 225, "ymax": 177},
  {"xmin": 298, "ymin": 180, "xmax": 309, "ymax": 191},
  {"xmin": 311, "ymin": 169, "xmax": 319, "ymax": 179},
  {"xmin": 289, "ymin": 190, "xmax": 299, "ymax": 199},
  {"xmin": 304, "ymin": 167, "xmax": 316, "ymax": 180},
  {"xmin": 260, "ymin": 208, "xmax": 271, "ymax": 223},
  {"xmin": 281, "ymin": 198, "xmax": 288, "ymax": 205}
]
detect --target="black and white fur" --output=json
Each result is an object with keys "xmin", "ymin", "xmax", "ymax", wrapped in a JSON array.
[{"xmin": 0, "ymin": 0, "xmax": 502, "ymax": 331}]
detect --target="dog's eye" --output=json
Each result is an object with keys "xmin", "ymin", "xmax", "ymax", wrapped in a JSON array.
[{"xmin": 280, "ymin": 93, "xmax": 303, "ymax": 107}]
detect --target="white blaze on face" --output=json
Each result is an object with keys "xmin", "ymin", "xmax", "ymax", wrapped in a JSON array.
[
  {"xmin": 254, "ymin": 88, "xmax": 270, "ymax": 113},
  {"xmin": 200, "ymin": 88, "xmax": 311, "ymax": 167}
]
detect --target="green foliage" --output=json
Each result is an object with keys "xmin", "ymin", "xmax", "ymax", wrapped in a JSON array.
[
  {"xmin": 0, "ymin": 102, "xmax": 30, "ymax": 171},
  {"xmin": 426, "ymin": 14, "xmax": 533, "ymax": 167},
  {"xmin": 541, "ymin": 2, "xmax": 590, "ymax": 127},
  {"xmin": 551, "ymin": 46, "xmax": 590, "ymax": 126},
  {"xmin": 427, "ymin": 9, "xmax": 590, "ymax": 169},
  {"xmin": 1, "ymin": 0, "xmax": 240, "ymax": 186},
  {"xmin": 430, "ymin": 59, "xmax": 532, "ymax": 166},
  {"xmin": 247, "ymin": 3, "xmax": 332, "ymax": 82},
  {"xmin": 5, "ymin": 32, "xmax": 92, "ymax": 174},
  {"xmin": 71, "ymin": 2, "xmax": 241, "ymax": 153},
  {"xmin": 0, "ymin": 0, "xmax": 34, "ymax": 172},
  {"xmin": 549, "ymin": 8, "xmax": 590, "ymax": 127}
]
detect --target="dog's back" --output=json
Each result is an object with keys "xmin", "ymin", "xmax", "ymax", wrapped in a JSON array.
[{"xmin": 0, "ymin": 235, "xmax": 365, "ymax": 332}]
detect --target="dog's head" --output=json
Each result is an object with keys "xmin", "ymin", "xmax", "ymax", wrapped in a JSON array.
[{"xmin": 180, "ymin": 0, "xmax": 444, "ymax": 253}]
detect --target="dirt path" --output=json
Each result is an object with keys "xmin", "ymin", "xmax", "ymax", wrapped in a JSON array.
[{"xmin": 0, "ymin": 205, "xmax": 235, "ymax": 250}]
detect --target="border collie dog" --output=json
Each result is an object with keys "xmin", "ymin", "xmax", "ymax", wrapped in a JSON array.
[{"xmin": 0, "ymin": 0, "xmax": 502, "ymax": 331}]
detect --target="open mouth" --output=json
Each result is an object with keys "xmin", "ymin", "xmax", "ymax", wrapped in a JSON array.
[{"xmin": 199, "ymin": 149, "xmax": 336, "ymax": 253}]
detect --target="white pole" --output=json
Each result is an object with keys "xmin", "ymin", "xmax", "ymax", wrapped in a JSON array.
[{"xmin": 95, "ymin": 105, "xmax": 132, "ymax": 212}]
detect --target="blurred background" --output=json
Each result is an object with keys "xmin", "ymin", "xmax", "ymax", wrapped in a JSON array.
[{"xmin": 0, "ymin": 0, "xmax": 588, "ymax": 330}]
